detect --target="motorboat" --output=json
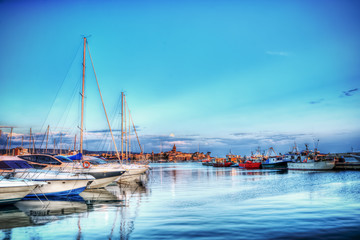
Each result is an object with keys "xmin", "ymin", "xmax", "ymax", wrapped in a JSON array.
[
  {"xmin": 0, "ymin": 177, "xmax": 41, "ymax": 205},
  {"xmin": 1, "ymin": 156, "xmax": 94, "ymax": 197},
  {"xmin": 60, "ymin": 155, "xmax": 127, "ymax": 188}
]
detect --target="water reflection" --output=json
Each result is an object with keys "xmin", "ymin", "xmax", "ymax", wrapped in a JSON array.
[{"xmin": 15, "ymin": 198, "xmax": 87, "ymax": 225}]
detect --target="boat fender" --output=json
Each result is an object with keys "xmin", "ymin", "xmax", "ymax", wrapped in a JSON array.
[{"xmin": 83, "ymin": 161, "xmax": 91, "ymax": 168}]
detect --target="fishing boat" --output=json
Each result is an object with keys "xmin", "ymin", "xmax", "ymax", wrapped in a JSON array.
[
  {"xmin": 201, "ymin": 159, "xmax": 212, "ymax": 166},
  {"xmin": 212, "ymin": 158, "xmax": 233, "ymax": 167},
  {"xmin": 287, "ymin": 160, "xmax": 335, "ymax": 170},
  {"xmin": 287, "ymin": 154, "xmax": 335, "ymax": 171},
  {"xmin": 1, "ymin": 156, "xmax": 94, "ymax": 196},
  {"xmin": 238, "ymin": 160, "xmax": 262, "ymax": 169},
  {"xmin": 0, "ymin": 177, "xmax": 40, "ymax": 205},
  {"xmin": 261, "ymin": 148, "xmax": 289, "ymax": 170},
  {"xmin": 261, "ymin": 156, "xmax": 288, "ymax": 170}
]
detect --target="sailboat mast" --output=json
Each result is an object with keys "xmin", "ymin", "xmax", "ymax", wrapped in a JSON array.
[
  {"xmin": 80, "ymin": 37, "xmax": 86, "ymax": 155},
  {"xmin": 74, "ymin": 134, "xmax": 77, "ymax": 152},
  {"xmin": 60, "ymin": 132, "xmax": 62, "ymax": 155},
  {"xmin": 45, "ymin": 125, "xmax": 49, "ymax": 153},
  {"xmin": 29, "ymin": 128, "xmax": 32, "ymax": 154},
  {"xmin": 8, "ymin": 127, "xmax": 13, "ymax": 154},
  {"xmin": 128, "ymin": 101, "xmax": 131, "ymax": 160},
  {"xmin": 124, "ymin": 95, "xmax": 127, "ymax": 160},
  {"xmin": 121, "ymin": 92, "xmax": 124, "ymax": 160}
]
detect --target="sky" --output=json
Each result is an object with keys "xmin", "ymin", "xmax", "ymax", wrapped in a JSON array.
[{"xmin": 0, "ymin": 0, "xmax": 360, "ymax": 156}]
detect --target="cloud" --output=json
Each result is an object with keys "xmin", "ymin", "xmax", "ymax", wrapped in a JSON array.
[
  {"xmin": 88, "ymin": 129, "xmax": 121, "ymax": 133},
  {"xmin": 341, "ymin": 88, "xmax": 358, "ymax": 97},
  {"xmin": 266, "ymin": 51, "xmax": 290, "ymax": 56},
  {"xmin": 309, "ymin": 98, "xmax": 324, "ymax": 104},
  {"xmin": 169, "ymin": 133, "xmax": 175, "ymax": 137}
]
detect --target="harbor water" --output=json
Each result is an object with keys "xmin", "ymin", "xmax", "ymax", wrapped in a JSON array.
[{"xmin": 1, "ymin": 163, "xmax": 360, "ymax": 239}]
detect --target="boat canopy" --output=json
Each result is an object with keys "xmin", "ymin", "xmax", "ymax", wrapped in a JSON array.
[{"xmin": 67, "ymin": 153, "xmax": 83, "ymax": 160}]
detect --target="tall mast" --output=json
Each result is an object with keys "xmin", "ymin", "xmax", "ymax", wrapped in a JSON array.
[
  {"xmin": 124, "ymin": 95, "xmax": 127, "ymax": 160},
  {"xmin": 59, "ymin": 132, "xmax": 62, "ymax": 155},
  {"xmin": 32, "ymin": 135, "xmax": 35, "ymax": 154},
  {"xmin": 21, "ymin": 136, "xmax": 24, "ymax": 148},
  {"xmin": 45, "ymin": 125, "xmax": 49, "ymax": 153},
  {"xmin": 74, "ymin": 134, "xmax": 77, "ymax": 152},
  {"xmin": 53, "ymin": 139, "xmax": 56, "ymax": 154},
  {"xmin": 29, "ymin": 128, "xmax": 32, "ymax": 154},
  {"xmin": 121, "ymin": 92, "xmax": 124, "ymax": 159},
  {"xmin": 9, "ymin": 127, "xmax": 13, "ymax": 154},
  {"xmin": 80, "ymin": 37, "xmax": 86, "ymax": 155},
  {"xmin": 128, "ymin": 100, "xmax": 131, "ymax": 160}
]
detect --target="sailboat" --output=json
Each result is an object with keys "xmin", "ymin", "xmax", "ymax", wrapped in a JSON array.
[
  {"xmin": 74, "ymin": 37, "xmax": 147, "ymax": 185},
  {"xmin": 116, "ymin": 92, "xmax": 149, "ymax": 184}
]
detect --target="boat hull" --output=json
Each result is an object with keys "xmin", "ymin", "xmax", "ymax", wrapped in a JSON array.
[
  {"xmin": 334, "ymin": 162, "xmax": 360, "ymax": 170},
  {"xmin": 261, "ymin": 161, "xmax": 288, "ymax": 170},
  {"xmin": 0, "ymin": 182, "xmax": 38, "ymax": 205},
  {"xmin": 213, "ymin": 162, "xmax": 233, "ymax": 167},
  {"xmin": 239, "ymin": 162, "xmax": 262, "ymax": 169},
  {"xmin": 118, "ymin": 167, "xmax": 148, "ymax": 183},
  {"xmin": 287, "ymin": 161, "xmax": 335, "ymax": 170},
  {"xmin": 26, "ymin": 179, "xmax": 90, "ymax": 197}
]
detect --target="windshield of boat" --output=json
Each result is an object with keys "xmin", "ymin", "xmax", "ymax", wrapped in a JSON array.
[
  {"xmin": 55, "ymin": 156, "xmax": 74, "ymax": 163},
  {"xmin": 82, "ymin": 156, "xmax": 108, "ymax": 165}
]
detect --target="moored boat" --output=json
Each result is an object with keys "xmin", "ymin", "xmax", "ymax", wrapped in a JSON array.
[
  {"xmin": 0, "ymin": 178, "xmax": 41, "ymax": 205},
  {"xmin": 239, "ymin": 161, "xmax": 262, "ymax": 169},
  {"xmin": 212, "ymin": 158, "xmax": 233, "ymax": 167},
  {"xmin": 287, "ymin": 160, "xmax": 335, "ymax": 170},
  {"xmin": 0, "ymin": 156, "xmax": 94, "ymax": 197},
  {"xmin": 262, "ymin": 156, "xmax": 289, "ymax": 170}
]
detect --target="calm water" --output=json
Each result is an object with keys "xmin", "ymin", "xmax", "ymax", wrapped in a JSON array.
[{"xmin": 1, "ymin": 163, "xmax": 360, "ymax": 239}]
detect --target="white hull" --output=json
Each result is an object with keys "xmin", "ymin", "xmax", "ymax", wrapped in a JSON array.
[
  {"xmin": 12, "ymin": 170, "xmax": 93, "ymax": 196},
  {"xmin": 87, "ymin": 175, "xmax": 121, "ymax": 189},
  {"xmin": 287, "ymin": 161, "xmax": 335, "ymax": 170},
  {"xmin": 31, "ymin": 179, "xmax": 90, "ymax": 196},
  {"xmin": 0, "ymin": 181, "xmax": 38, "ymax": 204},
  {"xmin": 118, "ymin": 168, "xmax": 148, "ymax": 183}
]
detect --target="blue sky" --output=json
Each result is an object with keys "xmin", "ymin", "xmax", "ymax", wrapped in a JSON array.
[{"xmin": 1, "ymin": 0, "xmax": 359, "ymax": 156}]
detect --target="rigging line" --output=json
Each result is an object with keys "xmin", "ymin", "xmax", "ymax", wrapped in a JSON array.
[
  {"xmin": 37, "ymin": 42, "xmax": 82, "ymax": 137},
  {"xmin": 54, "ymin": 77, "xmax": 82, "ymax": 134},
  {"xmin": 99, "ymin": 98, "xmax": 121, "ymax": 152},
  {"xmin": 86, "ymin": 43, "xmax": 121, "ymax": 163},
  {"xmin": 127, "ymin": 102, "xmax": 143, "ymax": 153}
]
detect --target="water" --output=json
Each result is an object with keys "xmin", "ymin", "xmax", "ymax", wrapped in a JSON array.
[{"xmin": 1, "ymin": 163, "xmax": 360, "ymax": 239}]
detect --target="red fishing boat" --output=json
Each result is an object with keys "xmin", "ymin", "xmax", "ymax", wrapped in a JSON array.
[
  {"xmin": 212, "ymin": 158, "xmax": 233, "ymax": 167},
  {"xmin": 239, "ymin": 161, "xmax": 262, "ymax": 169}
]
